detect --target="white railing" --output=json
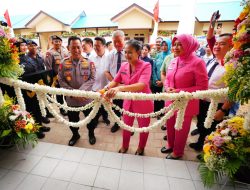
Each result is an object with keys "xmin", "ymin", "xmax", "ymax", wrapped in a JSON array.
[{"xmin": 0, "ymin": 77, "xmax": 249, "ymax": 131}]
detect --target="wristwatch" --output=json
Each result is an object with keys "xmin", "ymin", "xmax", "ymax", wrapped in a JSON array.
[{"xmin": 219, "ymin": 107, "xmax": 228, "ymax": 113}]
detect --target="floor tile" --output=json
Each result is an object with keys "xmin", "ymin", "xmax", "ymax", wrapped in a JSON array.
[
  {"xmin": 100, "ymin": 151, "xmax": 122, "ymax": 169},
  {"xmin": 71, "ymin": 163, "xmax": 98, "ymax": 186},
  {"xmin": 0, "ymin": 152, "xmax": 26, "ymax": 169},
  {"xmin": 168, "ymin": 177, "xmax": 195, "ymax": 190},
  {"xmin": 29, "ymin": 142, "xmax": 53, "ymax": 156},
  {"xmin": 193, "ymin": 180, "xmax": 220, "ymax": 190},
  {"xmin": 165, "ymin": 160, "xmax": 191, "ymax": 179},
  {"xmin": 94, "ymin": 167, "xmax": 120, "ymax": 190},
  {"xmin": 41, "ymin": 178, "xmax": 69, "ymax": 190},
  {"xmin": 12, "ymin": 154, "xmax": 41, "ymax": 173},
  {"xmin": 118, "ymin": 170, "xmax": 143, "ymax": 190},
  {"xmin": 67, "ymin": 183, "xmax": 92, "ymax": 190},
  {"xmin": 51, "ymin": 160, "xmax": 78, "ymax": 181},
  {"xmin": 0, "ymin": 170, "xmax": 26, "ymax": 190},
  {"xmin": 186, "ymin": 161, "xmax": 201, "ymax": 181},
  {"xmin": 81, "ymin": 149, "xmax": 104, "ymax": 166},
  {"xmin": 122, "ymin": 154, "xmax": 143, "ymax": 172},
  {"xmin": 31, "ymin": 157, "xmax": 59, "ymax": 177},
  {"xmin": 62, "ymin": 147, "xmax": 85, "ymax": 163},
  {"xmin": 46, "ymin": 144, "xmax": 68, "ymax": 159},
  {"xmin": 143, "ymin": 156, "xmax": 166, "ymax": 176},
  {"xmin": 16, "ymin": 174, "xmax": 47, "ymax": 190},
  {"xmin": 144, "ymin": 173, "xmax": 170, "ymax": 190},
  {"xmin": 0, "ymin": 168, "xmax": 9, "ymax": 179}
]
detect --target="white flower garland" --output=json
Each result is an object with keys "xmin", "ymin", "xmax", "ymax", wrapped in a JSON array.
[
  {"xmin": 36, "ymin": 92, "xmax": 46, "ymax": 117},
  {"xmin": 204, "ymin": 99, "xmax": 220, "ymax": 129},
  {"xmin": 44, "ymin": 97, "xmax": 101, "ymax": 127},
  {"xmin": 111, "ymin": 103, "xmax": 172, "ymax": 118},
  {"xmin": 102, "ymin": 99, "xmax": 179, "ymax": 132},
  {"xmin": 13, "ymin": 86, "xmax": 26, "ymax": 111},
  {"xmin": 244, "ymin": 106, "xmax": 250, "ymax": 130},
  {"xmin": 0, "ymin": 87, "xmax": 4, "ymax": 106},
  {"xmin": 174, "ymin": 99, "xmax": 188, "ymax": 130},
  {"xmin": 46, "ymin": 94, "xmax": 95, "ymax": 112},
  {"xmin": 2, "ymin": 77, "xmax": 247, "ymax": 131}
]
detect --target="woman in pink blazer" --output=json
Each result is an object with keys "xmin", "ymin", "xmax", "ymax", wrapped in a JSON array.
[
  {"xmin": 105, "ymin": 39, "xmax": 153, "ymax": 155},
  {"xmin": 161, "ymin": 34, "xmax": 208, "ymax": 159}
]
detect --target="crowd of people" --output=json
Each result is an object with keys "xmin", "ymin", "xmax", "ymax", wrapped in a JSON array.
[{"xmin": 1, "ymin": 11, "xmax": 239, "ymax": 159}]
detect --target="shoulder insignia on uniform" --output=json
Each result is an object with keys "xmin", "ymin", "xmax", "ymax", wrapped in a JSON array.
[{"xmin": 81, "ymin": 59, "xmax": 89, "ymax": 69}]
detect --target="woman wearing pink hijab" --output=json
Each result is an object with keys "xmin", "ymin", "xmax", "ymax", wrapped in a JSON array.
[{"xmin": 161, "ymin": 34, "xmax": 208, "ymax": 159}]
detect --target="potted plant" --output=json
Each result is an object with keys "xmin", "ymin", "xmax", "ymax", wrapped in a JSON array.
[
  {"xmin": 0, "ymin": 95, "xmax": 40, "ymax": 148},
  {"xmin": 199, "ymin": 116, "xmax": 250, "ymax": 187}
]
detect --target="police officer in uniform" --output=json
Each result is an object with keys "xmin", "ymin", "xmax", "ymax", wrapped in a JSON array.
[
  {"xmin": 45, "ymin": 35, "xmax": 69, "ymax": 116},
  {"xmin": 58, "ymin": 36, "xmax": 98, "ymax": 146},
  {"xmin": 20, "ymin": 40, "xmax": 51, "ymax": 138}
]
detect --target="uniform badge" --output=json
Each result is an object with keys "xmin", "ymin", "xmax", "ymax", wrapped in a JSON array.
[
  {"xmin": 81, "ymin": 59, "xmax": 89, "ymax": 69},
  {"xmin": 83, "ymin": 75, "xmax": 89, "ymax": 81},
  {"xmin": 55, "ymin": 59, "xmax": 61, "ymax": 65}
]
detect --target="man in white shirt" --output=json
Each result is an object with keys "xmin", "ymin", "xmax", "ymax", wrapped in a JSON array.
[
  {"xmin": 82, "ymin": 37, "xmax": 96, "ymax": 58},
  {"xmin": 105, "ymin": 30, "xmax": 126, "ymax": 133},
  {"xmin": 189, "ymin": 12, "xmax": 234, "ymax": 152},
  {"xmin": 90, "ymin": 36, "xmax": 110, "ymax": 125}
]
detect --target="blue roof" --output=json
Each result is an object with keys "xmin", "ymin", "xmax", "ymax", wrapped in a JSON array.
[
  {"xmin": 195, "ymin": 1, "xmax": 242, "ymax": 21},
  {"xmin": 72, "ymin": 15, "xmax": 117, "ymax": 28},
  {"xmin": 0, "ymin": 14, "xmax": 34, "ymax": 29}
]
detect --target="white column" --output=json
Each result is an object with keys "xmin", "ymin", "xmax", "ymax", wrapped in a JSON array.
[{"xmin": 177, "ymin": 0, "xmax": 197, "ymax": 35}]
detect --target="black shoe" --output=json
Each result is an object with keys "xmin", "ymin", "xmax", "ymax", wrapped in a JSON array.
[
  {"xmin": 161, "ymin": 126, "xmax": 166, "ymax": 130},
  {"xmin": 89, "ymin": 135, "xmax": 96, "ymax": 145},
  {"xmin": 163, "ymin": 135, "xmax": 167, "ymax": 141},
  {"xmin": 60, "ymin": 109, "xmax": 67, "ymax": 116},
  {"xmin": 161, "ymin": 147, "xmax": 173, "ymax": 154},
  {"xmin": 39, "ymin": 126, "xmax": 50, "ymax": 132},
  {"xmin": 111, "ymin": 124, "xmax": 120, "ymax": 133},
  {"xmin": 191, "ymin": 129, "xmax": 199, "ymax": 136},
  {"xmin": 68, "ymin": 134, "xmax": 80, "ymax": 146},
  {"xmin": 103, "ymin": 119, "xmax": 110, "ymax": 125},
  {"xmin": 41, "ymin": 117, "xmax": 50, "ymax": 124},
  {"xmin": 46, "ymin": 111, "xmax": 54, "ymax": 118},
  {"xmin": 135, "ymin": 148, "xmax": 144, "ymax": 156},
  {"xmin": 36, "ymin": 131, "xmax": 45, "ymax": 139},
  {"xmin": 166, "ymin": 154, "xmax": 181, "ymax": 160},
  {"xmin": 189, "ymin": 143, "xmax": 203, "ymax": 151}
]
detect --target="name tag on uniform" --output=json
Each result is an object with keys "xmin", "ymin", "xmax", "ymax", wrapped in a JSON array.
[
  {"xmin": 121, "ymin": 71, "xmax": 127, "ymax": 75},
  {"xmin": 168, "ymin": 67, "xmax": 173, "ymax": 70}
]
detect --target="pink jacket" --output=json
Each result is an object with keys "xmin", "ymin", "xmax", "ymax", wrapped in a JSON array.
[
  {"xmin": 165, "ymin": 34, "xmax": 208, "ymax": 116},
  {"xmin": 114, "ymin": 60, "xmax": 153, "ymax": 113}
]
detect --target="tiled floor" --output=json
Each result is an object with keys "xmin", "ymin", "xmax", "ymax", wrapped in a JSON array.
[
  {"xmin": 0, "ymin": 142, "xmax": 249, "ymax": 190},
  {"xmin": 40, "ymin": 114, "xmax": 201, "ymax": 161}
]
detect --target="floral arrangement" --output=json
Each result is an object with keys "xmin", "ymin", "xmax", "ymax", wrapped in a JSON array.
[
  {"xmin": 199, "ymin": 116, "xmax": 250, "ymax": 187},
  {"xmin": 0, "ymin": 25, "xmax": 23, "ymax": 79},
  {"xmin": 0, "ymin": 94, "xmax": 40, "ymax": 148},
  {"xmin": 223, "ymin": 0, "xmax": 250, "ymax": 104}
]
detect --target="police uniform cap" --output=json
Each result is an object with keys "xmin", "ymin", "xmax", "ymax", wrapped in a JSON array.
[
  {"xmin": 27, "ymin": 39, "xmax": 38, "ymax": 46},
  {"xmin": 18, "ymin": 38, "xmax": 27, "ymax": 44},
  {"xmin": 51, "ymin": 35, "xmax": 62, "ymax": 41}
]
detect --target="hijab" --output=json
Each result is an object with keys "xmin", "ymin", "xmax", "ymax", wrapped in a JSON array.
[{"xmin": 172, "ymin": 34, "xmax": 199, "ymax": 62}]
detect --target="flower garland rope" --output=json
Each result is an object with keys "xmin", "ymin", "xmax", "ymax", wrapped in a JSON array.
[
  {"xmin": 46, "ymin": 94, "xmax": 95, "ymax": 112},
  {"xmin": 204, "ymin": 99, "xmax": 220, "ymax": 129},
  {"xmin": 174, "ymin": 99, "xmax": 188, "ymax": 130},
  {"xmin": 0, "ymin": 87, "xmax": 4, "ymax": 106},
  {"xmin": 36, "ymin": 92, "xmax": 47, "ymax": 117},
  {"xmin": 13, "ymin": 86, "xmax": 26, "ymax": 111}
]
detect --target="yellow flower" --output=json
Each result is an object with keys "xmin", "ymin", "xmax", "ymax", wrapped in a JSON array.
[
  {"xmin": 204, "ymin": 154, "xmax": 210, "ymax": 163},
  {"xmin": 3, "ymin": 100, "xmax": 12, "ymax": 107},
  {"xmin": 203, "ymin": 144, "xmax": 211, "ymax": 155},
  {"xmin": 24, "ymin": 123, "xmax": 33, "ymax": 133},
  {"xmin": 207, "ymin": 134, "xmax": 214, "ymax": 141},
  {"xmin": 239, "ymin": 6, "xmax": 250, "ymax": 20},
  {"xmin": 227, "ymin": 143, "xmax": 235, "ymax": 150}
]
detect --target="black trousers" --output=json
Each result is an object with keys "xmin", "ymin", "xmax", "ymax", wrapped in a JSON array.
[
  {"xmin": 151, "ymin": 85, "xmax": 164, "ymax": 113},
  {"xmin": 96, "ymin": 105, "xmax": 109, "ymax": 121},
  {"xmin": 113, "ymin": 99, "xmax": 123, "ymax": 119},
  {"xmin": 68, "ymin": 108, "xmax": 99, "ymax": 137},
  {"xmin": 196, "ymin": 100, "xmax": 227, "ymax": 146}
]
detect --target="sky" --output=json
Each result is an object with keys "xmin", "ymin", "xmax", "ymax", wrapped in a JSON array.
[{"xmin": 0, "ymin": 0, "xmax": 241, "ymax": 16}]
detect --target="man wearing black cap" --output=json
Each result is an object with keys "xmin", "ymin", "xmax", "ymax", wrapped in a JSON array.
[
  {"xmin": 45, "ymin": 35, "xmax": 69, "ymax": 116},
  {"xmin": 20, "ymin": 40, "xmax": 51, "ymax": 138}
]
